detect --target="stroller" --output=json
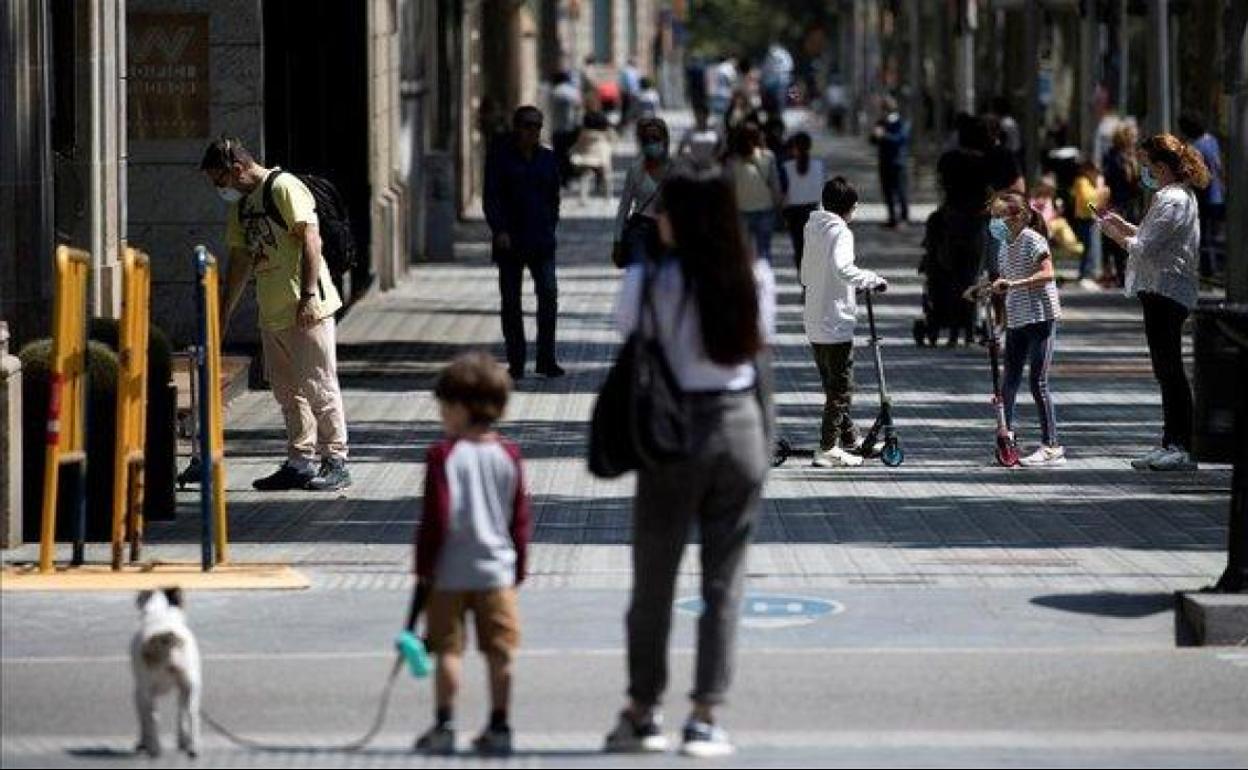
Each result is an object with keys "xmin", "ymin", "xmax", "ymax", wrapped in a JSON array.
[{"xmin": 915, "ymin": 206, "xmax": 983, "ymax": 348}]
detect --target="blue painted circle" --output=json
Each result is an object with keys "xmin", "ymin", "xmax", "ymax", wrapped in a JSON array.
[{"xmin": 675, "ymin": 594, "xmax": 843, "ymax": 624}]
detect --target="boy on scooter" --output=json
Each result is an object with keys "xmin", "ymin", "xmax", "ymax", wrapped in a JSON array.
[{"xmin": 801, "ymin": 177, "xmax": 888, "ymax": 468}]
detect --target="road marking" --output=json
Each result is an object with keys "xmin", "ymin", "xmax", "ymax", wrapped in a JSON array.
[{"xmin": 1216, "ymin": 652, "xmax": 1248, "ymax": 668}]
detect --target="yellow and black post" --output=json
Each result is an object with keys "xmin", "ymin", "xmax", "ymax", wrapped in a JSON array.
[
  {"xmin": 39, "ymin": 246, "xmax": 90, "ymax": 573},
  {"xmin": 112, "ymin": 248, "xmax": 151, "ymax": 570}
]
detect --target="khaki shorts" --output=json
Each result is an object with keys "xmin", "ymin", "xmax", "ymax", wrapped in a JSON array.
[{"xmin": 425, "ymin": 588, "xmax": 520, "ymax": 661}]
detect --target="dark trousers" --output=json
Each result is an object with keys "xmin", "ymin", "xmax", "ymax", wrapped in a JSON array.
[
  {"xmin": 498, "ymin": 254, "xmax": 558, "ymax": 373},
  {"xmin": 1002, "ymin": 320, "xmax": 1059, "ymax": 447},
  {"xmin": 553, "ymin": 129, "xmax": 580, "ymax": 185},
  {"xmin": 1199, "ymin": 202, "xmax": 1226, "ymax": 278},
  {"xmin": 1140, "ymin": 291, "xmax": 1194, "ymax": 451},
  {"xmin": 628, "ymin": 393, "xmax": 767, "ymax": 708},
  {"xmin": 812, "ymin": 342, "xmax": 857, "ymax": 451},
  {"xmin": 879, "ymin": 164, "xmax": 909, "ymax": 225},
  {"xmin": 783, "ymin": 204, "xmax": 818, "ymax": 273}
]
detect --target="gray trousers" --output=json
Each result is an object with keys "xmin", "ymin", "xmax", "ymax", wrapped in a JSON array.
[{"xmin": 627, "ymin": 391, "xmax": 768, "ymax": 708}]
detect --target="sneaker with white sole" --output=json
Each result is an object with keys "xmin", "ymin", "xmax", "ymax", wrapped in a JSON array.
[
  {"xmin": 680, "ymin": 719, "xmax": 735, "ymax": 758},
  {"xmin": 1019, "ymin": 445, "xmax": 1067, "ymax": 467},
  {"xmin": 1149, "ymin": 446, "xmax": 1197, "ymax": 472},
  {"xmin": 1131, "ymin": 447, "xmax": 1170, "ymax": 470},
  {"xmin": 812, "ymin": 446, "xmax": 864, "ymax": 468},
  {"xmin": 604, "ymin": 710, "xmax": 669, "ymax": 753}
]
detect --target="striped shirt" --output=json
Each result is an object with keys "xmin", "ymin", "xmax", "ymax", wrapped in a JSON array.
[{"xmin": 996, "ymin": 228, "xmax": 1061, "ymax": 329}]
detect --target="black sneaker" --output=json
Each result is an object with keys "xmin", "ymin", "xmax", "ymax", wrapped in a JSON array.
[
  {"xmin": 604, "ymin": 710, "xmax": 668, "ymax": 753},
  {"xmin": 252, "ymin": 462, "xmax": 316, "ymax": 491},
  {"xmin": 472, "ymin": 725, "xmax": 512, "ymax": 756},
  {"xmin": 414, "ymin": 724, "xmax": 455, "ymax": 755},
  {"xmin": 306, "ymin": 457, "xmax": 352, "ymax": 491},
  {"xmin": 535, "ymin": 362, "xmax": 565, "ymax": 378},
  {"xmin": 508, "ymin": 366, "xmax": 525, "ymax": 380}
]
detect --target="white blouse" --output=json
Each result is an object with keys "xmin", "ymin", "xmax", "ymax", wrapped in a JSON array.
[
  {"xmin": 614, "ymin": 258, "xmax": 776, "ymax": 392},
  {"xmin": 1124, "ymin": 184, "xmax": 1200, "ymax": 309}
]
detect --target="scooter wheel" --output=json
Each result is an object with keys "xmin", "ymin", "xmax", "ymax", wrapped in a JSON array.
[
  {"xmin": 772, "ymin": 438, "xmax": 792, "ymax": 468},
  {"xmin": 881, "ymin": 443, "xmax": 904, "ymax": 467}
]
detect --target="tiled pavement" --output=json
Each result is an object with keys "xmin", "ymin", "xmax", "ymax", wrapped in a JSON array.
[{"xmin": 8, "ymin": 111, "xmax": 1231, "ymax": 592}]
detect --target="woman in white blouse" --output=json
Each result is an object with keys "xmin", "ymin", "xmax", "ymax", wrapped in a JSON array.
[
  {"xmin": 613, "ymin": 117, "xmax": 671, "ymax": 267},
  {"xmin": 1100, "ymin": 133, "xmax": 1210, "ymax": 472}
]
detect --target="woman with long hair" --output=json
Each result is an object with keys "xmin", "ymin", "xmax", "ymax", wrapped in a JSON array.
[
  {"xmin": 781, "ymin": 132, "xmax": 825, "ymax": 272},
  {"xmin": 604, "ymin": 173, "xmax": 773, "ymax": 759},
  {"xmin": 1100, "ymin": 133, "xmax": 1209, "ymax": 472}
]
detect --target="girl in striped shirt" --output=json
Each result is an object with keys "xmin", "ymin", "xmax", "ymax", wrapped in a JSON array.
[{"xmin": 988, "ymin": 191, "xmax": 1066, "ymax": 467}]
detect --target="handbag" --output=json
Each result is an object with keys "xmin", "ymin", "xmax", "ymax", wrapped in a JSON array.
[
  {"xmin": 615, "ymin": 180, "xmax": 663, "ymax": 268},
  {"xmin": 588, "ymin": 263, "xmax": 691, "ymax": 478}
]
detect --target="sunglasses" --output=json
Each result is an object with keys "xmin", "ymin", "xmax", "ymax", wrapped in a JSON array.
[{"xmin": 519, "ymin": 121, "xmax": 543, "ymax": 130}]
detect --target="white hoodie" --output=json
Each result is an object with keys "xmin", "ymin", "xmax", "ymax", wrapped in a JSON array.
[{"xmin": 801, "ymin": 209, "xmax": 881, "ymax": 344}]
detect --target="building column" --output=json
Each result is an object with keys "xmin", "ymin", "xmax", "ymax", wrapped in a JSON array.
[
  {"xmin": 1227, "ymin": 1, "xmax": 1248, "ymax": 304},
  {"xmin": 1078, "ymin": 0, "xmax": 1098, "ymax": 158},
  {"xmin": 0, "ymin": 0, "xmax": 56, "ymax": 349},
  {"xmin": 1023, "ymin": 0, "xmax": 1041, "ymax": 182},
  {"xmin": 954, "ymin": 0, "xmax": 976, "ymax": 115},
  {"xmin": 87, "ymin": 0, "xmax": 125, "ymax": 320},
  {"xmin": 1146, "ymin": 0, "xmax": 1172, "ymax": 135}
]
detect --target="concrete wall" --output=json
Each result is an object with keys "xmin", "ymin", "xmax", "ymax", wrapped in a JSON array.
[
  {"xmin": 126, "ymin": 0, "xmax": 265, "ymax": 347},
  {"xmin": 368, "ymin": 0, "xmax": 406, "ymax": 290}
]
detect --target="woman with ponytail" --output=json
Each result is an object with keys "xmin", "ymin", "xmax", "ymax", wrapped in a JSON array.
[{"xmin": 1100, "ymin": 133, "xmax": 1208, "ymax": 472}]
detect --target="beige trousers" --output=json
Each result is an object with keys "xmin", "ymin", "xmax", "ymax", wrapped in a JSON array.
[{"xmin": 261, "ymin": 317, "xmax": 348, "ymax": 464}]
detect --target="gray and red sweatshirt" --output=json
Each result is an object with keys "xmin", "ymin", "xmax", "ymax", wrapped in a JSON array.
[{"xmin": 415, "ymin": 436, "xmax": 531, "ymax": 590}]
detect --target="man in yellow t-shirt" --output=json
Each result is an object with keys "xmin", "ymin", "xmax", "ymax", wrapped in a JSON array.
[{"xmin": 201, "ymin": 137, "xmax": 351, "ymax": 491}]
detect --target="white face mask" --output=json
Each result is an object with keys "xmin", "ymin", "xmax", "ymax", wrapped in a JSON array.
[{"xmin": 217, "ymin": 186, "xmax": 243, "ymax": 204}]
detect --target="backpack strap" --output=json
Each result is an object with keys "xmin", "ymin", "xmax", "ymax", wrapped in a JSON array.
[{"xmin": 261, "ymin": 169, "xmax": 289, "ymax": 231}]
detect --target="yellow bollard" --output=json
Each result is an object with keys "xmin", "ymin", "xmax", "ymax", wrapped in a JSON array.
[
  {"xmin": 111, "ymin": 248, "xmax": 151, "ymax": 570},
  {"xmin": 39, "ymin": 246, "xmax": 90, "ymax": 573},
  {"xmin": 203, "ymin": 255, "xmax": 229, "ymax": 563}
]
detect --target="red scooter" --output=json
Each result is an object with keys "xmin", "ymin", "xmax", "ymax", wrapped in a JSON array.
[{"xmin": 966, "ymin": 284, "xmax": 1020, "ymax": 467}]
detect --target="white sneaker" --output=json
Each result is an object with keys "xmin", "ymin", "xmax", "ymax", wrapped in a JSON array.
[
  {"xmin": 1078, "ymin": 277, "xmax": 1101, "ymax": 291},
  {"xmin": 1149, "ymin": 447, "xmax": 1197, "ymax": 472},
  {"xmin": 812, "ymin": 446, "xmax": 864, "ymax": 468},
  {"xmin": 1019, "ymin": 445, "xmax": 1067, "ymax": 467},
  {"xmin": 680, "ymin": 719, "xmax": 735, "ymax": 758},
  {"xmin": 1131, "ymin": 447, "xmax": 1169, "ymax": 470}
]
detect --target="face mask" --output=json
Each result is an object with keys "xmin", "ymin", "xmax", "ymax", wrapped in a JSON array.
[
  {"xmin": 217, "ymin": 186, "xmax": 243, "ymax": 204},
  {"xmin": 1140, "ymin": 165, "xmax": 1159, "ymax": 190},
  {"xmin": 642, "ymin": 141, "xmax": 666, "ymax": 160},
  {"xmin": 988, "ymin": 217, "xmax": 1012, "ymax": 242}
]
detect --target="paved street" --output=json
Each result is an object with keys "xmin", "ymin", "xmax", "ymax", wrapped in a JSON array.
[{"xmin": 3, "ymin": 111, "xmax": 1244, "ymax": 768}]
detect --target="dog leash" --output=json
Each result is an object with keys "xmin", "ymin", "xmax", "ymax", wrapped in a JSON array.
[{"xmin": 200, "ymin": 653, "xmax": 404, "ymax": 753}]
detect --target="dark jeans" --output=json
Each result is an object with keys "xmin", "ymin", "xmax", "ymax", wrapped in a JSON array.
[
  {"xmin": 498, "ymin": 253, "xmax": 558, "ymax": 373},
  {"xmin": 1002, "ymin": 320, "xmax": 1059, "ymax": 447},
  {"xmin": 879, "ymin": 164, "xmax": 908, "ymax": 225},
  {"xmin": 1199, "ymin": 202, "xmax": 1226, "ymax": 278},
  {"xmin": 783, "ymin": 204, "xmax": 818, "ymax": 273},
  {"xmin": 812, "ymin": 342, "xmax": 857, "ymax": 451},
  {"xmin": 1073, "ymin": 218, "xmax": 1097, "ymax": 279},
  {"xmin": 742, "ymin": 210, "xmax": 775, "ymax": 262},
  {"xmin": 1140, "ymin": 291, "xmax": 1194, "ymax": 451},
  {"xmin": 628, "ymin": 392, "xmax": 767, "ymax": 708},
  {"xmin": 553, "ymin": 129, "xmax": 580, "ymax": 185}
]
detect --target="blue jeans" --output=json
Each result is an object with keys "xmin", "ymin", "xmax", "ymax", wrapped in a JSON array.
[
  {"xmin": 1073, "ymin": 219, "xmax": 1100, "ymax": 279},
  {"xmin": 742, "ymin": 210, "xmax": 775, "ymax": 262},
  {"xmin": 498, "ymin": 254, "xmax": 558, "ymax": 373},
  {"xmin": 1002, "ymin": 320, "xmax": 1059, "ymax": 447}
]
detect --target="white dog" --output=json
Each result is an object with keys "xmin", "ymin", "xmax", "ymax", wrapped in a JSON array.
[{"xmin": 131, "ymin": 587, "xmax": 201, "ymax": 758}]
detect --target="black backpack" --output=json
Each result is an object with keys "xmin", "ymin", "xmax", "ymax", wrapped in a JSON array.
[{"xmin": 248, "ymin": 170, "xmax": 358, "ymax": 277}]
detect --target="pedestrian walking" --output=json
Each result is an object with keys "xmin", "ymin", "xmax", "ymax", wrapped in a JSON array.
[
  {"xmin": 985, "ymin": 191, "xmax": 1066, "ymax": 467},
  {"xmin": 1070, "ymin": 160, "xmax": 1108, "ymax": 287},
  {"xmin": 636, "ymin": 78, "xmax": 662, "ymax": 119},
  {"xmin": 550, "ymin": 71, "xmax": 583, "ymax": 186},
  {"xmin": 724, "ymin": 123, "xmax": 782, "ymax": 263},
  {"xmin": 204, "ymin": 137, "xmax": 352, "ymax": 492},
  {"xmin": 614, "ymin": 117, "xmax": 671, "ymax": 268},
  {"xmin": 603, "ymin": 173, "xmax": 773, "ymax": 759},
  {"xmin": 484, "ymin": 106, "xmax": 565, "ymax": 379},
  {"xmin": 870, "ymin": 97, "xmax": 910, "ymax": 228},
  {"xmin": 1178, "ymin": 112, "xmax": 1227, "ymax": 279},
  {"xmin": 413, "ymin": 352, "xmax": 531, "ymax": 757},
  {"xmin": 1100, "ymin": 121, "xmax": 1142, "ymax": 287},
  {"xmin": 801, "ymin": 177, "xmax": 887, "ymax": 468},
  {"xmin": 618, "ymin": 58, "xmax": 642, "ymax": 129},
  {"xmin": 569, "ymin": 93, "xmax": 615, "ymax": 201},
  {"xmin": 1100, "ymin": 133, "xmax": 1209, "ymax": 472},
  {"xmin": 677, "ymin": 104, "xmax": 724, "ymax": 171},
  {"xmin": 781, "ymin": 132, "xmax": 825, "ymax": 272}
]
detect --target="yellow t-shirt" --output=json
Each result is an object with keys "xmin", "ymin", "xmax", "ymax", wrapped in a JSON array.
[
  {"xmin": 1071, "ymin": 176, "xmax": 1099, "ymax": 221},
  {"xmin": 226, "ymin": 168, "xmax": 343, "ymax": 331}
]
